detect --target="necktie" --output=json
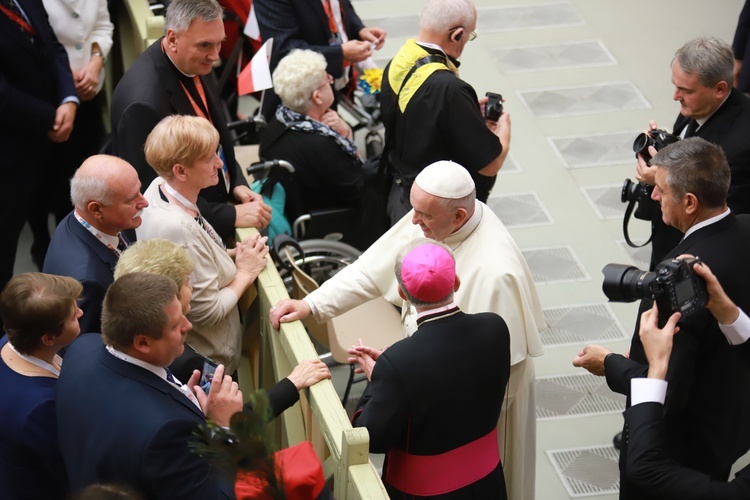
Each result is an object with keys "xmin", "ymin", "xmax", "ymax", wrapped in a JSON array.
[
  {"xmin": 166, "ymin": 368, "xmax": 178, "ymax": 384},
  {"xmin": 685, "ymin": 119, "xmax": 699, "ymax": 137},
  {"xmin": 116, "ymin": 233, "xmax": 128, "ymax": 253}
]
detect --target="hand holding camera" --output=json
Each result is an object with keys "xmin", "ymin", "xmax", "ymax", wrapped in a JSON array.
[
  {"xmin": 484, "ymin": 92, "xmax": 504, "ymax": 122},
  {"xmin": 602, "ymin": 256, "xmax": 708, "ymax": 327}
]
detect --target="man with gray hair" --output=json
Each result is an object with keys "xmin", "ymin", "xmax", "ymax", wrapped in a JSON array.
[
  {"xmin": 575, "ymin": 138, "xmax": 750, "ymax": 500},
  {"xmin": 271, "ymin": 160, "xmax": 544, "ymax": 500},
  {"xmin": 111, "ymin": 0, "xmax": 271, "ymax": 243},
  {"xmin": 380, "ymin": 0, "xmax": 510, "ymax": 223},
  {"xmin": 43, "ymin": 155, "xmax": 148, "ymax": 334},
  {"xmin": 634, "ymin": 36, "xmax": 750, "ymax": 269}
]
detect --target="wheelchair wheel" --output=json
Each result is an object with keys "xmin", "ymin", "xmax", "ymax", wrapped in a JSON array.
[{"xmin": 277, "ymin": 238, "xmax": 361, "ymax": 292}]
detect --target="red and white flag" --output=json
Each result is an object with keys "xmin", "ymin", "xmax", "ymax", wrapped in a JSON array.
[
  {"xmin": 237, "ymin": 38, "xmax": 273, "ymax": 96},
  {"xmin": 243, "ymin": 3, "xmax": 261, "ymax": 42}
]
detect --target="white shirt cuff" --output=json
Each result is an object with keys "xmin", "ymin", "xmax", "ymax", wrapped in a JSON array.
[
  {"xmin": 303, "ymin": 296, "xmax": 318, "ymax": 317},
  {"xmin": 631, "ymin": 378, "xmax": 668, "ymax": 406},
  {"xmin": 720, "ymin": 309, "xmax": 750, "ymax": 345}
]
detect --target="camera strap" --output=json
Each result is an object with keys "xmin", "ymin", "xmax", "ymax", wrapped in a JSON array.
[{"xmin": 623, "ymin": 199, "xmax": 652, "ymax": 248}]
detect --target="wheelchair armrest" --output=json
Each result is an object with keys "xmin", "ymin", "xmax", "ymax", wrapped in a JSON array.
[{"xmin": 292, "ymin": 207, "xmax": 359, "ymax": 240}]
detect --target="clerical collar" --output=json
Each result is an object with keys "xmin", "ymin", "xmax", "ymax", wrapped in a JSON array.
[
  {"xmin": 683, "ymin": 207, "xmax": 731, "ymax": 240},
  {"xmin": 160, "ymin": 37, "xmax": 196, "ymax": 78},
  {"xmin": 106, "ymin": 344, "xmax": 169, "ymax": 381},
  {"xmin": 443, "ymin": 200, "xmax": 482, "ymax": 249},
  {"xmin": 414, "ymin": 41, "xmax": 461, "ymax": 68},
  {"xmin": 74, "ymin": 210, "xmax": 122, "ymax": 254},
  {"xmin": 416, "ymin": 303, "xmax": 460, "ymax": 326}
]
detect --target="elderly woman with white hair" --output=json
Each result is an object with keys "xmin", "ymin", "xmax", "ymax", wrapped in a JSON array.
[{"xmin": 259, "ymin": 49, "xmax": 364, "ymax": 225}]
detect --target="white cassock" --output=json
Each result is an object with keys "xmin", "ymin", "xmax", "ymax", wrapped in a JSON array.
[{"xmin": 307, "ymin": 200, "xmax": 545, "ymax": 500}]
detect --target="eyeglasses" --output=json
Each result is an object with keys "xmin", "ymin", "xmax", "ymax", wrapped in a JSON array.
[
  {"xmin": 449, "ymin": 26, "xmax": 477, "ymax": 42},
  {"xmin": 317, "ymin": 74, "xmax": 334, "ymax": 89}
]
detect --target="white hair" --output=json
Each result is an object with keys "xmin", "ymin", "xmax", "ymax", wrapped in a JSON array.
[{"xmin": 272, "ymin": 49, "xmax": 328, "ymax": 114}]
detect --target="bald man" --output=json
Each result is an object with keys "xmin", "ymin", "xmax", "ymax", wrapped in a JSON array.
[
  {"xmin": 271, "ymin": 160, "xmax": 544, "ymax": 500},
  {"xmin": 44, "ymin": 155, "xmax": 149, "ymax": 334}
]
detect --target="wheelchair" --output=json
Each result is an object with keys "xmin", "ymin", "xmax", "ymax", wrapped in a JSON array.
[{"xmin": 246, "ymin": 159, "xmax": 364, "ymax": 291}]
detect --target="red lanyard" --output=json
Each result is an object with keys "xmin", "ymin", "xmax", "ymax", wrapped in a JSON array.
[
  {"xmin": 0, "ymin": 3, "xmax": 36, "ymax": 36},
  {"xmin": 321, "ymin": 0, "xmax": 339, "ymax": 35},
  {"xmin": 179, "ymin": 76, "xmax": 213, "ymax": 123}
]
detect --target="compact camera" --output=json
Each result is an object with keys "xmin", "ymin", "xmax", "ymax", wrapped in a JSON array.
[
  {"xmin": 602, "ymin": 257, "xmax": 708, "ymax": 325},
  {"xmin": 484, "ymin": 92, "xmax": 504, "ymax": 122}
]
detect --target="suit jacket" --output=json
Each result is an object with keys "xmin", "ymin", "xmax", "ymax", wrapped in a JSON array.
[
  {"xmin": 733, "ymin": 1, "xmax": 750, "ymax": 93},
  {"xmin": 110, "ymin": 39, "xmax": 248, "ymax": 241},
  {"xmin": 673, "ymin": 90, "xmax": 750, "ymax": 214},
  {"xmin": 0, "ymin": 0, "xmax": 76, "ymax": 165},
  {"xmin": 43, "ymin": 212, "xmax": 122, "ymax": 334},
  {"xmin": 651, "ymin": 90, "xmax": 750, "ymax": 266},
  {"xmin": 353, "ymin": 309, "xmax": 510, "ymax": 499},
  {"xmin": 254, "ymin": 0, "xmax": 365, "ymax": 117},
  {"xmin": 605, "ymin": 213, "xmax": 750, "ymax": 499},
  {"xmin": 57, "ymin": 333, "xmax": 233, "ymax": 499},
  {"xmin": 254, "ymin": 0, "xmax": 365, "ymax": 79},
  {"xmin": 624, "ymin": 402, "xmax": 750, "ymax": 500}
]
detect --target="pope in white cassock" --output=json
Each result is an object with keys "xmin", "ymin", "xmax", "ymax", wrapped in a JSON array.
[{"xmin": 270, "ymin": 160, "xmax": 545, "ymax": 500}]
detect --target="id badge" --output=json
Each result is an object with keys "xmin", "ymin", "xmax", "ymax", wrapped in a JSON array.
[
  {"xmin": 218, "ymin": 144, "xmax": 230, "ymax": 193},
  {"xmin": 329, "ymin": 32, "xmax": 342, "ymax": 46}
]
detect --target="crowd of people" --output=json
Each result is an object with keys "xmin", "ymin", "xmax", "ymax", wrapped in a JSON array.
[{"xmin": 2, "ymin": 0, "xmax": 750, "ymax": 498}]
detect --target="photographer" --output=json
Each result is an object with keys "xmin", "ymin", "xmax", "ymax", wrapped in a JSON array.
[
  {"xmin": 380, "ymin": 0, "xmax": 510, "ymax": 224},
  {"xmin": 624, "ymin": 260, "xmax": 750, "ymax": 499},
  {"xmin": 574, "ymin": 137, "xmax": 750, "ymax": 500},
  {"xmin": 633, "ymin": 36, "xmax": 750, "ymax": 270}
]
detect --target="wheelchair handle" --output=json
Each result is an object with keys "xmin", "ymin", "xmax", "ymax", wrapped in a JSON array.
[{"xmin": 246, "ymin": 159, "xmax": 296, "ymax": 178}]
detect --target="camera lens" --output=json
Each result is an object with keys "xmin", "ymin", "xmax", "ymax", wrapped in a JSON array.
[
  {"xmin": 602, "ymin": 263, "xmax": 656, "ymax": 302},
  {"xmin": 632, "ymin": 132, "xmax": 652, "ymax": 156}
]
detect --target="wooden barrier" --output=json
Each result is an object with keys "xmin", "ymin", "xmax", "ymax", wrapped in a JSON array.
[{"xmin": 237, "ymin": 227, "xmax": 388, "ymax": 499}]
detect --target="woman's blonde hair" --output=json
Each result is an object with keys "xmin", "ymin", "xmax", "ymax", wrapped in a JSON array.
[
  {"xmin": 115, "ymin": 238, "xmax": 195, "ymax": 289},
  {"xmin": 145, "ymin": 115, "xmax": 219, "ymax": 178}
]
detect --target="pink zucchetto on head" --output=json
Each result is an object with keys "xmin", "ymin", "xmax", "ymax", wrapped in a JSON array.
[
  {"xmin": 401, "ymin": 243, "xmax": 456, "ymax": 302},
  {"xmin": 414, "ymin": 160, "xmax": 475, "ymax": 199}
]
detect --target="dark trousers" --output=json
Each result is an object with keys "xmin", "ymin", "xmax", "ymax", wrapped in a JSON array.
[{"xmin": 28, "ymin": 96, "xmax": 105, "ymax": 268}]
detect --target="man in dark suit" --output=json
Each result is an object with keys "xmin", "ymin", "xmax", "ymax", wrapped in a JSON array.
[
  {"xmin": 574, "ymin": 138, "xmax": 750, "ymax": 499},
  {"xmin": 254, "ymin": 0, "xmax": 385, "ymax": 117},
  {"xmin": 350, "ymin": 240, "xmax": 510, "ymax": 498},
  {"xmin": 634, "ymin": 36, "xmax": 750, "ymax": 269},
  {"xmin": 110, "ymin": 0, "xmax": 270, "ymax": 243},
  {"xmin": 0, "ymin": 0, "xmax": 78, "ymax": 292},
  {"xmin": 623, "ymin": 261, "xmax": 750, "ymax": 500},
  {"xmin": 57, "ymin": 272, "xmax": 242, "ymax": 498},
  {"xmin": 43, "ymin": 155, "xmax": 149, "ymax": 334}
]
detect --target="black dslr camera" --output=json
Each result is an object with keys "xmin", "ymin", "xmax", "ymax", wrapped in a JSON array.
[
  {"xmin": 632, "ymin": 128, "xmax": 680, "ymax": 163},
  {"xmin": 621, "ymin": 129, "xmax": 681, "ymax": 246},
  {"xmin": 621, "ymin": 178, "xmax": 655, "ymax": 221},
  {"xmin": 484, "ymin": 92, "xmax": 503, "ymax": 122},
  {"xmin": 602, "ymin": 257, "xmax": 708, "ymax": 326}
]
